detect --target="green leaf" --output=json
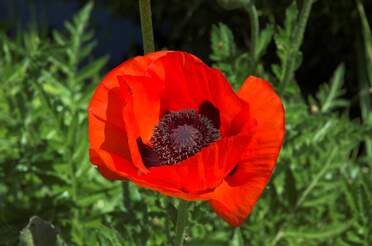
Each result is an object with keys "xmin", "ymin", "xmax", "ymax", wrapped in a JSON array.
[
  {"xmin": 296, "ymin": 149, "xmax": 337, "ymax": 208},
  {"xmin": 255, "ymin": 24, "xmax": 273, "ymax": 59},
  {"xmin": 52, "ymin": 31, "xmax": 66, "ymax": 46},
  {"xmin": 284, "ymin": 2, "xmax": 299, "ymax": 39},
  {"xmin": 283, "ymin": 223, "xmax": 351, "ymax": 240},
  {"xmin": 210, "ymin": 23, "xmax": 237, "ymax": 61},
  {"xmin": 320, "ymin": 63, "xmax": 346, "ymax": 112},
  {"xmin": 76, "ymin": 56, "xmax": 108, "ymax": 83}
]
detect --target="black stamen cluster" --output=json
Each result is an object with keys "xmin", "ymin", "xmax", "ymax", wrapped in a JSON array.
[{"xmin": 151, "ymin": 109, "xmax": 220, "ymax": 165}]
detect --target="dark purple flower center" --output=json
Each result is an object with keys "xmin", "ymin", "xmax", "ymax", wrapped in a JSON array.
[
  {"xmin": 137, "ymin": 101, "xmax": 221, "ymax": 167},
  {"xmin": 150, "ymin": 109, "xmax": 220, "ymax": 165}
]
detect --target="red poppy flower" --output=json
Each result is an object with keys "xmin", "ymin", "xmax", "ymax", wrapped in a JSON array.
[{"xmin": 88, "ymin": 51, "xmax": 285, "ymax": 227}]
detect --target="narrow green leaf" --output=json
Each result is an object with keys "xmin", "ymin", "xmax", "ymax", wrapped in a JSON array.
[
  {"xmin": 210, "ymin": 23, "xmax": 236, "ymax": 61},
  {"xmin": 76, "ymin": 56, "xmax": 108, "ymax": 83},
  {"xmin": 321, "ymin": 63, "xmax": 345, "ymax": 112},
  {"xmin": 283, "ymin": 223, "xmax": 351, "ymax": 240},
  {"xmin": 256, "ymin": 24, "xmax": 273, "ymax": 59}
]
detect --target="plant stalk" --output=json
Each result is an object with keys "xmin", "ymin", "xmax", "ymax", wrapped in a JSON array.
[
  {"xmin": 174, "ymin": 200, "xmax": 189, "ymax": 246},
  {"xmin": 279, "ymin": 0, "xmax": 314, "ymax": 95},
  {"xmin": 247, "ymin": 4, "xmax": 259, "ymax": 60},
  {"xmin": 139, "ymin": 0, "xmax": 155, "ymax": 53}
]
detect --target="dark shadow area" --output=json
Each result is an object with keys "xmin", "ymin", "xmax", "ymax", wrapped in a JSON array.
[{"xmin": 1, "ymin": 0, "xmax": 371, "ymax": 112}]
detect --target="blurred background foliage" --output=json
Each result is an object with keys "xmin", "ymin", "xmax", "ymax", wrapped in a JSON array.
[{"xmin": 0, "ymin": 0, "xmax": 371, "ymax": 245}]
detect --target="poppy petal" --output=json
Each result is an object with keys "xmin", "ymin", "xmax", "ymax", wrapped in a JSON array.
[
  {"xmin": 88, "ymin": 51, "xmax": 169, "ymax": 177},
  {"xmin": 89, "ymin": 52, "xmax": 285, "ymax": 226},
  {"xmin": 208, "ymin": 179, "xmax": 267, "ymax": 227},
  {"xmin": 145, "ymin": 132, "xmax": 254, "ymax": 195},
  {"xmin": 228, "ymin": 76, "xmax": 285, "ymax": 186},
  {"xmin": 93, "ymin": 148, "xmax": 211, "ymax": 201},
  {"xmin": 89, "ymin": 148, "xmax": 127, "ymax": 180},
  {"xmin": 121, "ymin": 97, "xmax": 254, "ymax": 197},
  {"xmin": 146, "ymin": 52, "xmax": 243, "ymax": 136},
  {"xmin": 119, "ymin": 74, "xmax": 162, "ymax": 144},
  {"xmin": 208, "ymin": 76, "xmax": 284, "ymax": 226}
]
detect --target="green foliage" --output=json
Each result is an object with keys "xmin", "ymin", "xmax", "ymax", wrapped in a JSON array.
[
  {"xmin": 211, "ymin": 23, "xmax": 237, "ymax": 62},
  {"xmin": 356, "ymin": 0, "xmax": 372, "ymax": 157},
  {"xmin": 272, "ymin": 2, "xmax": 302, "ymax": 83},
  {"xmin": 209, "ymin": 1, "xmax": 371, "ymax": 245},
  {"xmin": 210, "ymin": 21, "xmax": 273, "ymax": 89},
  {"xmin": 316, "ymin": 64, "xmax": 348, "ymax": 112},
  {"xmin": 0, "ymin": 1, "xmax": 371, "ymax": 246},
  {"xmin": 0, "ymin": 2, "xmax": 112, "ymax": 245}
]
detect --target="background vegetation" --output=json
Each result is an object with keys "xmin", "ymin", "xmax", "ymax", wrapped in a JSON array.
[{"xmin": 0, "ymin": 0, "xmax": 371, "ymax": 245}]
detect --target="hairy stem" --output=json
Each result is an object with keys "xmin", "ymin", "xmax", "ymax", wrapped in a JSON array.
[
  {"xmin": 139, "ymin": 0, "xmax": 155, "ymax": 53},
  {"xmin": 174, "ymin": 200, "xmax": 189, "ymax": 246},
  {"xmin": 247, "ymin": 4, "xmax": 259, "ymax": 60}
]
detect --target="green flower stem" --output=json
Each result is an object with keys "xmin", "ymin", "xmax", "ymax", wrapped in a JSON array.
[
  {"xmin": 139, "ymin": 0, "xmax": 155, "ymax": 53},
  {"xmin": 174, "ymin": 200, "xmax": 190, "ymax": 246},
  {"xmin": 247, "ymin": 4, "xmax": 259, "ymax": 60},
  {"xmin": 279, "ymin": 0, "xmax": 314, "ymax": 95}
]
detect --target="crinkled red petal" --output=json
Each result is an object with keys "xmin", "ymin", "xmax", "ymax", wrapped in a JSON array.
[
  {"xmin": 146, "ymin": 52, "xmax": 243, "ymax": 137},
  {"xmin": 146, "ymin": 133, "xmax": 253, "ymax": 195},
  {"xmin": 88, "ymin": 51, "xmax": 169, "ymax": 177},
  {"xmin": 208, "ymin": 76, "xmax": 285, "ymax": 226}
]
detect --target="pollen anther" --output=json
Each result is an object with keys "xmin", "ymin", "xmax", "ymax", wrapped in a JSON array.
[{"xmin": 150, "ymin": 109, "xmax": 220, "ymax": 165}]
